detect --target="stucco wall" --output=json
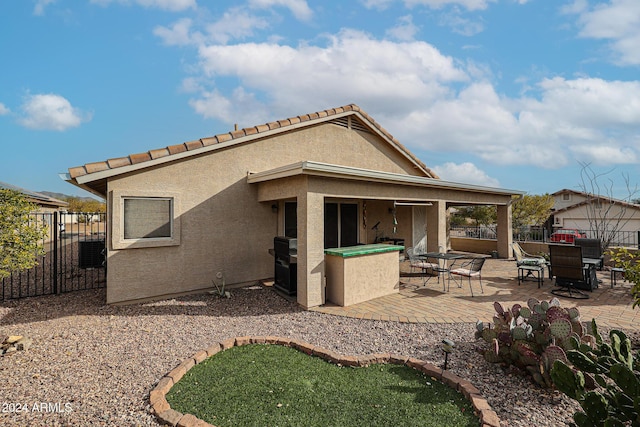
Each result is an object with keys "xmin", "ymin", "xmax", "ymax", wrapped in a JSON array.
[
  {"xmin": 325, "ymin": 250, "xmax": 399, "ymax": 306},
  {"xmin": 105, "ymin": 123, "xmax": 425, "ymax": 304}
]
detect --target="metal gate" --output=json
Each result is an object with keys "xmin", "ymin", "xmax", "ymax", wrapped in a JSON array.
[{"xmin": 1, "ymin": 211, "xmax": 107, "ymax": 300}]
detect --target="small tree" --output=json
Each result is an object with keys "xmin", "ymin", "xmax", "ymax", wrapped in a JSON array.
[
  {"xmin": 512, "ymin": 194, "xmax": 554, "ymax": 231},
  {"xmin": 454, "ymin": 205, "xmax": 497, "ymax": 227},
  {"xmin": 64, "ymin": 196, "xmax": 105, "ymax": 213},
  {"xmin": 578, "ymin": 162, "xmax": 640, "ymax": 249},
  {"xmin": 0, "ymin": 189, "xmax": 48, "ymax": 279}
]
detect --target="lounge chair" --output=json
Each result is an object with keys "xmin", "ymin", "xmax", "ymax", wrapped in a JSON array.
[
  {"xmin": 512, "ymin": 242, "xmax": 547, "ymax": 268},
  {"xmin": 512, "ymin": 242, "xmax": 547, "ymax": 284},
  {"xmin": 549, "ymin": 244, "xmax": 596, "ymax": 299}
]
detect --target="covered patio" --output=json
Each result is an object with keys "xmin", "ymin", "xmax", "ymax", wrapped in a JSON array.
[
  {"xmin": 310, "ymin": 256, "xmax": 639, "ymax": 330},
  {"xmin": 250, "ymin": 161, "xmax": 524, "ymax": 309}
]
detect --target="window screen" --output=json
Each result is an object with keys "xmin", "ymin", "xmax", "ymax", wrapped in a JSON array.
[{"xmin": 123, "ymin": 198, "xmax": 172, "ymax": 239}]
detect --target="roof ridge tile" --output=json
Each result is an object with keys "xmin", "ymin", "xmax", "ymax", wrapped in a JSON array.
[
  {"xmin": 149, "ymin": 148, "xmax": 170, "ymax": 160},
  {"xmin": 107, "ymin": 157, "xmax": 132, "ymax": 169},
  {"xmin": 85, "ymin": 162, "xmax": 109, "ymax": 174},
  {"xmin": 130, "ymin": 152, "xmax": 151, "ymax": 164},
  {"xmin": 184, "ymin": 140, "xmax": 204, "ymax": 151},
  {"xmin": 167, "ymin": 143, "xmax": 187, "ymax": 154}
]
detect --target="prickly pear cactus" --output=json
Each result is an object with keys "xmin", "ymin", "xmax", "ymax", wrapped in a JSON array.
[
  {"xmin": 551, "ymin": 321, "xmax": 640, "ymax": 427},
  {"xmin": 543, "ymin": 345, "xmax": 568, "ymax": 366},
  {"xmin": 567, "ymin": 307, "xmax": 580, "ymax": 320},
  {"xmin": 546, "ymin": 306, "xmax": 569, "ymax": 323},
  {"xmin": 519, "ymin": 306, "xmax": 531, "ymax": 319},
  {"xmin": 475, "ymin": 298, "xmax": 592, "ymax": 389},
  {"xmin": 550, "ymin": 318, "xmax": 573, "ymax": 340}
]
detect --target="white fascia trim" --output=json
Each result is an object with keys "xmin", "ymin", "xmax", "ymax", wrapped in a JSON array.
[{"xmin": 247, "ymin": 161, "xmax": 525, "ymax": 196}]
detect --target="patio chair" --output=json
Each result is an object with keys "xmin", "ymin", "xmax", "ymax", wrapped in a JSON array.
[
  {"xmin": 406, "ymin": 247, "xmax": 438, "ymax": 285},
  {"xmin": 512, "ymin": 242, "xmax": 547, "ymax": 268},
  {"xmin": 549, "ymin": 244, "xmax": 596, "ymax": 299},
  {"xmin": 512, "ymin": 242, "xmax": 548, "ymax": 284},
  {"xmin": 575, "ymin": 238, "xmax": 604, "ymax": 270},
  {"xmin": 448, "ymin": 257, "xmax": 485, "ymax": 297}
]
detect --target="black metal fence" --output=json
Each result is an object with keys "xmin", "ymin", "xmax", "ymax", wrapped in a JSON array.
[
  {"xmin": 452, "ymin": 225, "xmax": 640, "ymax": 249},
  {"xmin": 1, "ymin": 211, "xmax": 107, "ymax": 301}
]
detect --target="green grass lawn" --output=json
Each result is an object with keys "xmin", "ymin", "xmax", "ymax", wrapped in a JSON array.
[{"xmin": 166, "ymin": 344, "xmax": 479, "ymax": 427}]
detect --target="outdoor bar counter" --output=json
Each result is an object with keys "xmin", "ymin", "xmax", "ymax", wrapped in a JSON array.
[{"xmin": 324, "ymin": 243, "xmax": 404, "ymax": 306}]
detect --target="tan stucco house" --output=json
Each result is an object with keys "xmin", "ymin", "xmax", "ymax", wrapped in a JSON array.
[
  {"xmin": 64, "ymin": 104, "xmax": 523, "ymax": 306},
  {"xmin": 551, "ymin": 189, "xmax": 640, "ymax": 240}
]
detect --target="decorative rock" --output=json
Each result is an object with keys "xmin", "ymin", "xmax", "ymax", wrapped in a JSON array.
[
  {"xmin": 1, "ymin": 335, "xmax": 32, "ymax": 356},
  {"xmin": 16, "ymin": 337, "xmax": 32, "ymax": 351},
  {"xmin": 6, "ymin": 335, "xmax": 23, "ymax": 344}
]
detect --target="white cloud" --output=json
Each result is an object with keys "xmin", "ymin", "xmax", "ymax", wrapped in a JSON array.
[
  {"xmin": 34, "ymin": 0, "xmax": 56, "ymax": 16},
  {"xmin": 189, "ymin": 87, "xmax": 268, "ymax": 127},
  {"xmin": 90, "ymin": 0, "xmax": 196, "ymax": 12},
  {"xmin": 248, "ymin": 0, "xmax": 313, "ymax": 21},
  {"xmin": 205, "ymin": 9, "xmax": 270, "ymax": 44},
  {"xmin": 569, "ymin": 144, "xmax": 638, "ymax": 164},
  {"xmin": 153, "ymin": 18, "xmax": 196, "ymax": 46},
  {"xmin": 569, "ymin": 0, "xmax": 640, "ymax": 65},
  {"xmin": 433, "ymin": 162, "xmax": 500, "ymax": 187},
  {"xmin": 387, "ymin": 76, "xmax": 640, "ymax": 169},
  {"xmin": 0, "ymin": 103, "xmax": 9, "ymax": 115},
  {"xmin": 386, "ymin": 15, "xmax": 419, "ymax": 41},
  {"xmin": 155, "ymin": 10, "xmax": 272, "ymax": 46},
  {"xmin": 19, "ymin": 94, "xmax": 91, "ymax": 131},
  {"xmin": 439, "ymin": 11, "xmax": 485, "ymax": 36},
  {"xmin": 192, "ymin": 29, "xmax": 467, "ymax": 121},
  {"xmin": 170, "ymin": 24, "xmax": 639, "ymax": 172},
  {"xmin": 362, "ymin": 0, "xmax": 496, "ymax": 11}
]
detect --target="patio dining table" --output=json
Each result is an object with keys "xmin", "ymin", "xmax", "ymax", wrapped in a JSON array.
[{"xmin": 417, "ymin": 252, "xmax": 466, "ymax": 291}]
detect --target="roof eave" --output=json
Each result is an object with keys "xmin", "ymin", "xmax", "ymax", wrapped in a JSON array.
[{"xmin": 247, "ymin": 161, "xmax": 524, "ymax": 197}]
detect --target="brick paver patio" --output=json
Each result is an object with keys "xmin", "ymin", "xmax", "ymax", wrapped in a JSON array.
[{"xmin": 311, "ymin": 257, "xmax": 639, "ymax": 330}]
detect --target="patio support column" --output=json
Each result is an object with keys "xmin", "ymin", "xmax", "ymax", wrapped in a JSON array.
[
  {"xmin": 426, "ymin": 200, "xmax": 447, "ymax": 252},
  {"xmin": 296, "ymin": 191, "xmax": 325, "ymax": 308},
  {"xmin": 497, "ymin": 204, "xmax": 513, "ymax": 258}
]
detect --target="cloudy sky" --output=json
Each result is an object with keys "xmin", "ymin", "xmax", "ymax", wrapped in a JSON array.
[{"xmin": 1, "ymin": 0, "xmax": 639, "ymax": 199}]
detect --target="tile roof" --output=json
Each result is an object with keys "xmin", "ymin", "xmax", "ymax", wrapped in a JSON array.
[{"xmin": 68, "ymin": 103, "xmax": 437, "ymax": 181}]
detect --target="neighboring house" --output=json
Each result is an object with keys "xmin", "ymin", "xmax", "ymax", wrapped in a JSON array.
[
  {"xmin": 0, "ymin": 181, "xmax": 68, "ymax": 213},
  {"xmin": 551, "ymin": 189, "xmax": 640, "ymax": 236},
  {"xmin": 64, "ymin": 104, "xmax": 524, "ymax": 307}
]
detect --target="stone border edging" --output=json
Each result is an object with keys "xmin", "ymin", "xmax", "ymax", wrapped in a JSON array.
[{"xmin": 149, "ymin": 336, "xmax": 501, "ymax": 427}]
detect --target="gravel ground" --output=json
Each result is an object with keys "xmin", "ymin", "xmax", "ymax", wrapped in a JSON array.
[{"xmin": 0, "ymin": 285, "xmax": 620, "ymax": 427}]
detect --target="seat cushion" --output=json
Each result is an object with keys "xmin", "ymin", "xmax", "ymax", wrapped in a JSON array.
[
  {"xmin": 411, "ymin": 261, "xmax": 438, "ymax": 270},
  {"xmin": 450, "ymin": 268, "xmax": 479, "ymax": 277},
  {"xmin": 519, "ymin": 258, "xmax": 546, "ymax": 266}
]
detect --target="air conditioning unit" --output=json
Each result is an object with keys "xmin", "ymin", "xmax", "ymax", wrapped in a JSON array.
[{"xmin": 79, "ymin": 240, "xmax": 105, "ymax": 269}]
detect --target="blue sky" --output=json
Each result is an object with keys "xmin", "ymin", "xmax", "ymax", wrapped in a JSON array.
[{"xmin": 1, "ymin": 0, "xmax": 639, "ymax": 200}]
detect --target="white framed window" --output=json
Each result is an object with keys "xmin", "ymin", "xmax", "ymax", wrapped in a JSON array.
[
  {"xmin": 111, "ymin": 190, "xmax": 181, "ymax": 249},
  {"xmin": 562, "ymin": 194, "xmax": 571, "ymax": 201}
]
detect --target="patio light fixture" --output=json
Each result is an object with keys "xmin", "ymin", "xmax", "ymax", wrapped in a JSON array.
[{"xmin": 441, "ymin": 338, "xmax": 455, "ymax": 370}]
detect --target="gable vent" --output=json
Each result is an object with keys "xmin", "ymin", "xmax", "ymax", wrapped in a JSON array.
[{"xmin": 329, "ymin": 116, "xmax": 371, "ymax": 134}]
